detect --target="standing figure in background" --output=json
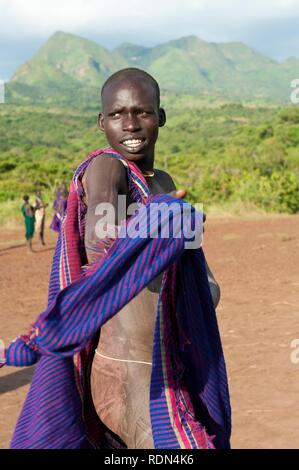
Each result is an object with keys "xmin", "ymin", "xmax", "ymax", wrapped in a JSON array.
[
  {"xmin": 50, "ymin": 184, "xmax": 68, "ymax": 234},
  {"xmin": 34, "ymin": 190, "xmax": 48, "ymax": 246},
  {"xmin": 21, "ymin": 195, "xmax": 35, "ymax": 253}
]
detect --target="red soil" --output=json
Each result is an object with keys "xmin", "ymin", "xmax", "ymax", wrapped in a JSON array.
[{"xmin": 1, "ymin": 215, "xmax": 299, "ymax": 448}]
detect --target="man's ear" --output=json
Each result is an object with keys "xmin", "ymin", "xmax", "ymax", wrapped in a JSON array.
[
  {"xmin": 158, "ymin": 108, "xmax": 166, "ymax": 127},
  {"xmin": 98, "ymin": 112, "xmax": 105, "ymax": 131}
]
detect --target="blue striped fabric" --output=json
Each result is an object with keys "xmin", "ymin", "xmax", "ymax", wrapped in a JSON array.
[{"xmin": 4, "ymin": 149, "xmax": 231, "ymax": 448}]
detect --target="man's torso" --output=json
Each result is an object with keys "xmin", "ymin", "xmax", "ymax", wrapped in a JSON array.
[{"xmin": 82, "ymin": 156, "xmax": 175, "ymax": 447}]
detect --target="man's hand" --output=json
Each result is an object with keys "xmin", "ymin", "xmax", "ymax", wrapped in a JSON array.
[
  {"xmin": 169, "ymin": 188, "xmax": 206, "ymax": 224},
  {"xmin": 169, "ymin": 189, "xmax": 187, "ymax": 199}
]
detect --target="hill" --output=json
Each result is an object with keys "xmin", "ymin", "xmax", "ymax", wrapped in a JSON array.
[{"xmin": 6, "ymin": 31, "xmax": 299, "ymax": 105}]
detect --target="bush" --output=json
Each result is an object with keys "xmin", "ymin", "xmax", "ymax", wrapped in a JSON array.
[
  {"xmin": 232, "ymin": 170, "xmax": 299, "ymax": 214},
  {"xmin": 1, "ymin": 103, "xmax": 299, "ymax": 220}
]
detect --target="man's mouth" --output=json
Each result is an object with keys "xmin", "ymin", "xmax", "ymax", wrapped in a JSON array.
[{"xmin": 120, "ymin": 138, "xmax": 145, "ymax": 151}]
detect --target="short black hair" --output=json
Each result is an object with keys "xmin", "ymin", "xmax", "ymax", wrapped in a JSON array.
[
  {"xmin": 23, "ymin": 195, "xmax": 29, "ymax": 201},
  {"xmin": 101, "ymin": 68, "xmax": 160, "ymax": 107}
]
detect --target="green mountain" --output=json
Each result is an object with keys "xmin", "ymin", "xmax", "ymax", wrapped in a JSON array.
[
  {"xmin": 11, "ymin": 31, "xmax": 127, "ymax": 87},
  {"xmin": 6, "ymin": 31, "xmax": 299, "ymax": 105}
]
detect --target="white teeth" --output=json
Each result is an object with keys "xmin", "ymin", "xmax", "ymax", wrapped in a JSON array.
[{"xmin": 123, "ymin": 139, "xmax": 142, "ymax": 146}]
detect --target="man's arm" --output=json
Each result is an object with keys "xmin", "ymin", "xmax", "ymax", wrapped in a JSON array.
[{"xmin": 84, "ymin": 155, "xmax": 128, "ymax": 264}]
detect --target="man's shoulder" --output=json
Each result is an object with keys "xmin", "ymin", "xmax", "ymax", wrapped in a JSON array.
[
  {"xmin": 85, "ymin": 154, "xmax": 126, "ymax": 181},
  {"xmin": 154, "ymin": 168, "xmax": 176, "ymax": 191},
  {"xmin": 88, "ymin": 153, "xmax": 126, "ymax": 171},
  {"xmin": 154, "ymin": 168, "xmax": 174, "ymax": 180},
  {"xmin": 83, "ymin": 153, "xmax": 127, "ymax": 198}
]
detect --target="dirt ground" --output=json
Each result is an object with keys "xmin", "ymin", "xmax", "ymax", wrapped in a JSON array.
[{"xmin": 0, "ymin": 215, "xmax": 299, "ymax": 449}]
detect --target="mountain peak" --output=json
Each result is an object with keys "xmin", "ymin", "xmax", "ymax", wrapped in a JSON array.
[
  {"xmin": 283, "ymin": 56, "xmax": 299, "ymax": 64},
  {"xmin": 42, "ymin": 30, "xmax": 103, "ymax": 50},
  {"xmin": 166, "ymin": 35, "xmax": 206, "ymax": 48},
  {"xmin": 49, "ymin": 30, "xmax": 75, "ymax": 39}
]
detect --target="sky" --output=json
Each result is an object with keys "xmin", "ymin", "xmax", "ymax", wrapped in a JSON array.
[{"xmin": 0, "ymin": 0, "xmax": 299, "ymax": 80}]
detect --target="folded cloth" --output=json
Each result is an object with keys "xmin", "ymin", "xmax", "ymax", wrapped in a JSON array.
[{"xmin": 4, "ymin": 148, "xmax": 231, "ymax": 449}]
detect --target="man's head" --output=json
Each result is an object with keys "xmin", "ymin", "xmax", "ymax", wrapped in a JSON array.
[
  {"xmin": 99, "ymin": 68, "xmax": 166, "ymax": 170},
  {"xmin": 59, "ymin": 182, "xmax": 68, "ymax": 198},
  {"xmin": 23, "ymin": 195, "xmax": 29, "ymax": 202}
]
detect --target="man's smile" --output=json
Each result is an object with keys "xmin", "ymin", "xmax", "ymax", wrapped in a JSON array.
[{"xmin": 120, "ymin": 137, "xmax": 146, "ymax": 152}]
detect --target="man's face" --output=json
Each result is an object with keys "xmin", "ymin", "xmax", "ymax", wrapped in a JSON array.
[{"xmin": 99, "ymin": 78, "xmax": 165, "ymax": 166}]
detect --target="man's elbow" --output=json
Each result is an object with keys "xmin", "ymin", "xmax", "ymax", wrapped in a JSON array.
[{"xmin": 209, "ymin": 280, "xmax": 221, "ymax": 309}]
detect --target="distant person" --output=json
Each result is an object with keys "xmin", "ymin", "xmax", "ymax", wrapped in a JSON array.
[
  {"xmin": 34, "ymin": 190, "xmax": 48, "ymax": 246},
  {"xmin": 21, "ymin": 195, "xmax": 35, "ymax": 253},
  {"xmin": 50, "ymin": 184, "xmax": 68, "ymax": 233},
  {"xmin": 60, "ymin": 182, "xmax": 69, "ymax": 199}
]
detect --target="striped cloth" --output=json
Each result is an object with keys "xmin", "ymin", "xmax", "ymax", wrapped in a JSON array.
[{"xmin": 4, "ymin": 148, "xmax": 231, "ymax": 449}]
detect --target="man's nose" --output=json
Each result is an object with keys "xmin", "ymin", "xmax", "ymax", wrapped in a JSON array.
[{"xmin": 123, "ymin": 113, "xmax": 141, "ymax": 132}]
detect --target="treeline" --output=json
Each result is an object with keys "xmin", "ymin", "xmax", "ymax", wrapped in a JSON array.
[{"xmin": 0, "ymin": 103, "xmax": 298, "ymax": 223}]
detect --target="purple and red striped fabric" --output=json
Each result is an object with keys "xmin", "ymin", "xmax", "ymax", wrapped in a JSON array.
[{"xmin": 4, "ymin": 148, "xmax": 231, "ymax": 448}]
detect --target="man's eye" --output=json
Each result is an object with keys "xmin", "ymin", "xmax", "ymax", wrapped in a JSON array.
[{"xmin": 110, "ymin": 112, "xmax": 121, "ymax": 118}]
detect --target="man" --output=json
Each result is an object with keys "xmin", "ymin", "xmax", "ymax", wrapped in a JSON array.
[
  {"xmin": 21, "ymin": 195, "xmax": 35, "ymax": 253},
  {"xmin": 34, "ymin": 190, "xmax": 47, "ymax": 245},
  {"xmin": 49, "ymin": 184, "xmax": 68, "ymax": 234},
  {"xmin": 4, "ymin": 68, "xmax": 229, "ymax": 450},
  {"xmin": 82, "ymin": 68, "xmax": 220, "ymax": 448}
]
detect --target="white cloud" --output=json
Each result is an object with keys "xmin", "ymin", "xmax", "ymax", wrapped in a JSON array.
[
  {"xmin": 0, "ymin": 0, "xmax": 298, "ymax": 78},
  {"xmin": 0, "ymin": 0, "xmax": 185, "ymax": 36},
  {"xmin": 1, "ymin": 0, "xmax": 298, "ymax": 38}
]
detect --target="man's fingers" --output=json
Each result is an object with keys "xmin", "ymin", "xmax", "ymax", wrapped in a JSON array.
[
  {"xmin": 176, "ymin": 189, "xmax": 187, "ymax": 199},
  {"xmin": 168, "ymin": 191, "xmax": 206, "ymax": 223},
  {"xmin": 169, "ymin": 189, "xmax": 187, "ymax": 199}
]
